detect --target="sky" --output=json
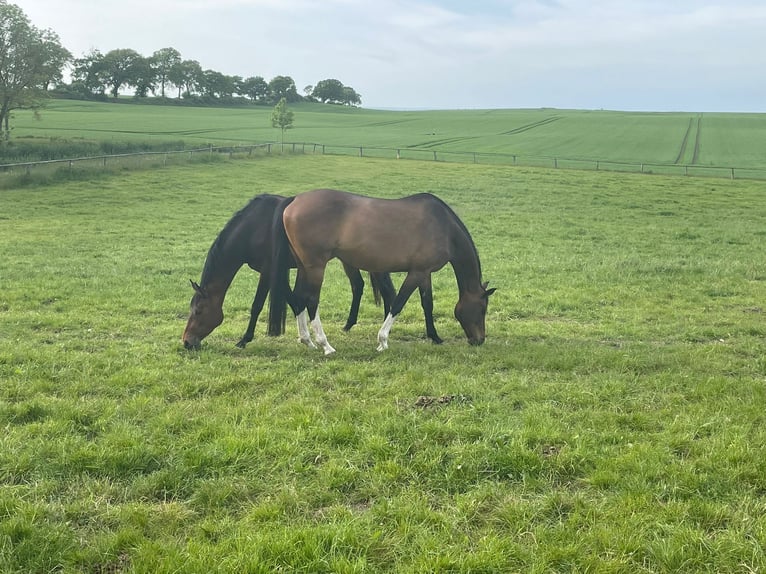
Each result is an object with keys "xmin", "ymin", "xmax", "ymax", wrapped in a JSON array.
[{"xmin": 14, "ymin": 0, "xmax": 766, "ymax": 112}]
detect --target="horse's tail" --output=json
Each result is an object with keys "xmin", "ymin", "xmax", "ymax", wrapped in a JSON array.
[
  {"xmin": 368, "ymin": 272, "xmax": 383, "ymax": 306},
  {"xmin": 267, "ymin": 196, "xmax": 295, "ymax": 336},
  {"xmin": 369, "ymin": 272, "xmax": 395, "ymax": 317}
]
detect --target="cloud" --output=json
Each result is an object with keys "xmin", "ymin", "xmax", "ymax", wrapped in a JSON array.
[{"xmin": 15, "ymin": 0, "xmax": 766, "ymax": 110}]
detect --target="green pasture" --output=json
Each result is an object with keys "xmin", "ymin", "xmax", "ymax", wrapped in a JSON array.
[
  {"xmin": 2, "ymin": 154, "xmax": 766, "ymax": 572},
  {"xmin": 8, "ymin": 99, "xmax": 766, "ymax": 169}
]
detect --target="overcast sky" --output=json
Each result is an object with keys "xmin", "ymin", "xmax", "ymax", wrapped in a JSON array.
[{"xmin": 16, "ymin": 0, "xmax": 766, "ymax": 112}]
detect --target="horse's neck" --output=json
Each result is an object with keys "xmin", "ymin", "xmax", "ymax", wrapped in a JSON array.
[
  {"xmin": 450, "ymin": 231, "xmax": 483, "ymax": 294},
  {"xmin": 200, "ymin": 236, "xmax": 246, "ymax": 296}
]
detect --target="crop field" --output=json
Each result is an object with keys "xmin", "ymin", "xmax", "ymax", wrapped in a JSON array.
[
  {"xmin": 9, "ymin": 100, "xmax": 766, "ymax": 170},
  {"xmin": 2, "ymin": 152, "xmax": 766, "ymax": 572}
]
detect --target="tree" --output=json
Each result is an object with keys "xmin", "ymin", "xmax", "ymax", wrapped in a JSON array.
[
  {"xmin": 99, "ymin": 48, "xmax": 144, "ymax": 98},
  {"xmin": 241, "ymin": 76, "xmax": 269, "ymax": 103},
  {"xmin": 342, "ymin": 86, "xmax": 361, "ymax": 107},
  {"xmin": 168, "ymin": 59, "xmax": 202, "ymax": 98},
  {"xmin": 268, "ymin": 75, "xmax": 299, "ymax": 104},
  {"xmin": 312, "ymin": 78, "xmax": 344, "ymax": 104},
  {"xmin": 131, "ymin": 55, "xmax": 157, "ymax": 98},
  {"xmin": 0, "ymin": 1, "xmax": 71, "ymax": 139},
  {"xmin": 71, "ymin": 49, "xmax": 107, "ymax": 97},
  {"xmin": 152, "ymin": 47, "xmax": 181, "ymax": 97},
  {"xmin": 271, "ymin": 97, "xmax": 293, "ymax": 151},
  {"xmin": 311, "ymin": 78, "xmax": 362, "ymax": 106}
]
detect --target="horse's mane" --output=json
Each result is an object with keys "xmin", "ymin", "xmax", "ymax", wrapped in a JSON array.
[
  {"xmin": 419, "ymin": 193, "xmax": 482, "ymax": 277},
  {"xmin": 199, "ymin": 194, "xmax": 279, "ymax": 286}
]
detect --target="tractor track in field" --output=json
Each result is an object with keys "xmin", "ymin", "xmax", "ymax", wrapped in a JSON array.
[
  {"xmin": 500, "ymin": 116, "xmax": 562, "ymax": 135},
  {"xmin": 692, "ymin": 114, "xmax": 702, "ymax": 164},
  {"xmin": 675, "ymin": 114, "xmax": 702, "ymax": 165}
]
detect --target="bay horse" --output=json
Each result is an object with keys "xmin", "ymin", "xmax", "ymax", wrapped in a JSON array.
[
  {"xmin": 267, "ymin": 189, "xmax": 495, "ymax": 354},
  {"xmin": 181, "ymin": 194, "xmax": 397, "ymax": 350}
]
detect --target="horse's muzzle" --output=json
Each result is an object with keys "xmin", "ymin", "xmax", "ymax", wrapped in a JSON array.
[
  {"xmin": 183, "ymin": 338, "xmax": 201, "ymax": 351},
  {"xmin": 468, "ymin": 337, "xmax": 485, "ymax": 346}
]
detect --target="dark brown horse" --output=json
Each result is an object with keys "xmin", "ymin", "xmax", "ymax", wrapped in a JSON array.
[
  {"xmin": 182, "ymin": 194, "xmax": 397, "ymax": 350},
  {"xmin": 268, "ymin": 189, "xmax": 495, "ymax": 354}
]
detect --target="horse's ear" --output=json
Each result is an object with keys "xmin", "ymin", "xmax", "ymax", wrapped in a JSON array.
[
  {"xmin": 190, "ymin": 280, "xmax": 205, "ymax": 296},
  {"xmin": 482, "ymin": 282, "xmax": 496, "ymax": 299}
]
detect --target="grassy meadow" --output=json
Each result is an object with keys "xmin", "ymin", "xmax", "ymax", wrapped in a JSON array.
[
  {"xmin": 8, "ymin": 99, "xmax": 766, "ymax": 170},
  {"xmin": 2, "ymin": 152, "xmax": 766, "ymax": 572}
]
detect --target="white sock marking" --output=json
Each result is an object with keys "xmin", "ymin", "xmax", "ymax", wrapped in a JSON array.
[
  {"xmin": 377, "ymin": 313, "xmax": 396, "ymax": 352},
  {"xmin": 296, "ymin": 310, "xmax": 316, "ymax": 348},
  {"xmin": 310, "ymin": 310, "xmax": 336, "ymax": 355}
]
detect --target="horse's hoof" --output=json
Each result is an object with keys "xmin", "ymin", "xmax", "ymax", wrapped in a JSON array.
[
  {"xmin": 299, "ymin": 337, "xmax": 317, "ymax": 349},
  {"xmin": 323, "ymin": 346, "xmax": 336, "ymax": 356},
  {"xmin": 235, "ymin": 340, "xmax": 248, "ymax": 349}
]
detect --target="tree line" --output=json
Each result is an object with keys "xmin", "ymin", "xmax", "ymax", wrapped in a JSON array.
[
  {"xmin": 67, "ymin": 47, "xmax": 362, "ymax": 107},
  {"xmin": 0, "ymin": 1, "xmax": 361, "ymax": 140}
]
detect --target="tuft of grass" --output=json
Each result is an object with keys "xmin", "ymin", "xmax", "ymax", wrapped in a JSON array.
[{"xmin": 1, "ymin": 154, "xmax": 766, "ymax": 572}]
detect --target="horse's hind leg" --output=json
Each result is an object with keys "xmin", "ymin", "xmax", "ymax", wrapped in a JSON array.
[
  {"xmin": 377, "ymin": 272, "xmax": 422, "ymax": 351},
  {"xmin": 237, "ymin": 274, "xmax": 269, "ymax": 348},
  {"xmin": 342, "ymin": 263, "xmax": 364, "ymax": 332},
  {"xmin": 296, "ymin": 264, "xmax": 335, "ymax": 354}
]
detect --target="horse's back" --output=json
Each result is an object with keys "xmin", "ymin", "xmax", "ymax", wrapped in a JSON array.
[{"xmin": 283, "ymin": 189, "xmax": 453, "ymax": 272}]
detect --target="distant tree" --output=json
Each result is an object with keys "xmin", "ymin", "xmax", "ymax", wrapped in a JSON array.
[
  {"xmin": 168, "ymin": 59, "xmax": 202, "ymax": 98},
  {"xmin": 152, "ymin": 47, "xmax": 181, "ymax": 97},
  {"xmin": 271, "ymin": 97, "xmax": 293, "ymax": 151},
  {"xmin": 199, "ymin": 69, "xmax": 238, "ymax": 99},
  {"xmin": 0, "ymin": 1, "xmax": 71, "ymax": 139},
  {"xmin": 132, "ymin": 55, "xmax": 158, "ymax": 98},
  {"xmin": 311, "ymin": 79, "xmax": 362, "ymax": 106},
  {"xmin": 71, "ymin": 49, "xmax": 107, "ymax": 97},
  {"xmin": 100, "ymin": 49, "xmax": 144, "ymax": 98},
  {"xmin": 241, "ymin": 76, "xmax": 269, "ymax": 103},
  {"xmin": 341, "ymin": 86, "xmax": 362, "ymax": 107},
  {"xmin": 312, "ymin": 78, "xmax": 344, "ymax": 104},
  {"xmin": 303, "ymin": 84, "xmax": 316, "ymax": 102},
  {"xmin": 268, "ymin": 75, "xmax": 299, "ymax": 103}
]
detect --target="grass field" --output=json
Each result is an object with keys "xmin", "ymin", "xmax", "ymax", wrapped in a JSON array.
[
  {"xmin": 8, "ymin": 99, "xmax": 766, "ymax": 170},
  {"xmin": 2, "ymin": 154, "xmax": 766, "ymax": 572}
]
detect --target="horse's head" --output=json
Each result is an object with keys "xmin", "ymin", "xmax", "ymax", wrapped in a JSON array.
[
  {"xmin": 182, "ymin": 280, "xmax": 223, "ymax": 350},
  {"xmin": 454, "ymin": 282, "xmax": 496, "ymax": 346}
]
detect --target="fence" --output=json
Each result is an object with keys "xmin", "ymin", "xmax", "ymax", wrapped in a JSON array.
[
  {"xmin": 3, "ymin": 141, "xmax": 766, "ymax": 183},
  {"xmin": 291, "ymin": 142, "xmax": 766, "ymax": 181}
]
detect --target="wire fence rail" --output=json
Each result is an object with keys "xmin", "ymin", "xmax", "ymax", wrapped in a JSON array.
[{"xmin": 2, "ymin": 141, "xmax": 766, "ymax": 183}]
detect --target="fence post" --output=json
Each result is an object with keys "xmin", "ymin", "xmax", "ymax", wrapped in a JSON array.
[
  {"xmin": 433, "ymin": 151, "xmax": 437, "ymax": 161},
  {"xmin": 473, "ymin": 153, "xmax": 477, "ymax": 164},
  {"xmin": 396, "ymin": 149, "xmax": 400, "ymax": 159},
  {"xmin": 731, "ymin": 168, "xmax": 735, "ymax": 180},
  {"xmin": 554, "ymin": 158, "xmax": 558, "ymax": 169},
  {"xmin": 359, "ymin": 147, "xmax": 363, "ymax": 157}
]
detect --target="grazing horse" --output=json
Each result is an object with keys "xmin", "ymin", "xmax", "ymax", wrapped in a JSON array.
[
  {"xmin": 267, "ymin": 189, "xmax": 495, "ymax": 354},
  {"xmin": 181, "ymin": 194, "xmax": 397, "ymax": 350}
]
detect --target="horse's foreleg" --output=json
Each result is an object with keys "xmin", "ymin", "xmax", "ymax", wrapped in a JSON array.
[
  {"xmin": 310, "ymin": 310, "xmax": 336, "ymax": 355},
  {"xmin": 296, "ymin": 309, "xmax": 317, "ymax": 349},
  {"xmin": 418, "ymin": 283, "xmax": 443, "ymax": 345},
  {"xmin": 377, "ymin": 273, "xmax": 421, "ymax": 351},
  {"xmin": 342, "ymin": 263, "xmax": 364, "ymax": 332},
  {"xmin": 237, "ymin": 274, "xmax": 270, "ymax": 348}
]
